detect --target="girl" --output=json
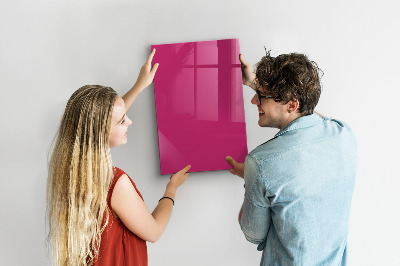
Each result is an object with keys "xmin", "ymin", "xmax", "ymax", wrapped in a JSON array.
[{"xmin": 47, "ymin": 49, "xmax": 191, "ymax": 266}]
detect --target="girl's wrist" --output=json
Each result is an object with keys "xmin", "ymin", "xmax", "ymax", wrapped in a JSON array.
[
  {"xmin": 131, "ymin": 82, "xmax": 144, "ymax": 95},
  {"xmin": 165, "ymin": 183, "xmax": 177, "ymax": 196},
  {"xmin": 163, "ymin": 190, "xmax": 176, "ymax": 200}
]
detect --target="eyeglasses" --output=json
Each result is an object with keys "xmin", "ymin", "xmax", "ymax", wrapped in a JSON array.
[{"xmin": 254, "ymin": 89, "xmax": 281, "ymax": 105}]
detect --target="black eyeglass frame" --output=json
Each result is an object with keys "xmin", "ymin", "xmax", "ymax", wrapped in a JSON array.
[{"xmin": 255, "ymin": 89, "xmax": 282, "ymax": 105}]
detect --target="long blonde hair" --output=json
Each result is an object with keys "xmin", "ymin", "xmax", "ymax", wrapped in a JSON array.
[{"xmin": 47, "ymin": 85, "xmax": 118, "ymax": 265}]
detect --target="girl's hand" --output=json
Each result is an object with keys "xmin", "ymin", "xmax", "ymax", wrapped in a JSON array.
[
  {"xmin": 122, "ymin": 49, "xmax": 159, "ymax": 112},
  {"xmin": 167, "ymin": 165, "xmax": 191, "ymax": 191},
  {"xmin": 135, "ymin": 48, "xmax": 159, "ymax": 90}
]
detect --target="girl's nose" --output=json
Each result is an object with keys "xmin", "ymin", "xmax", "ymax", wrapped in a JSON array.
[{"xmin": 126, "ymin": 116, "xmax": 133, "ymax": 126}]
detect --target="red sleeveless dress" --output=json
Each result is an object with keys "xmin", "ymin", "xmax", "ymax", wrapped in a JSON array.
[{"xmin": 93, "ymin": 167, "xmax": 148, "ymax": 266}]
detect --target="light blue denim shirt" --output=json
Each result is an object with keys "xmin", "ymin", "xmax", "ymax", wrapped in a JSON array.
[{"xmin": 240, "ymin": 114, "xmax": 357, "ymax": 266}]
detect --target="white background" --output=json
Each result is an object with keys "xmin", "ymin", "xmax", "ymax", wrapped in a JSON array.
[{"xmin": 1, "ymin": 0, "xmax": 399, "ymax": 265}]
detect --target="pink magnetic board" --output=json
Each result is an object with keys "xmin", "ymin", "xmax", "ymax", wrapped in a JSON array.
[{"xmin": 151, "ymin": 38, "xmax": 248, "ymax": 175}]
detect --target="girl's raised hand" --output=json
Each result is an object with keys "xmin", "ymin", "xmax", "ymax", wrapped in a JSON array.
[{"xmin": 135, "ymin": 48, "xmax": 159, "ymax": 90}]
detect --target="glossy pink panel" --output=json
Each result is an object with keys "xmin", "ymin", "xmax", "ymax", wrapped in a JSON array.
[{"xmin": 151, "ymin": 39, "xmax": 248, "ymax": 175}]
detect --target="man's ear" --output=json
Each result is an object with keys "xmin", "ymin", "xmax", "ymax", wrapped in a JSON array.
[{"xmin": 288, "ymin": 99, "xmax": 299, "ymax": 113}]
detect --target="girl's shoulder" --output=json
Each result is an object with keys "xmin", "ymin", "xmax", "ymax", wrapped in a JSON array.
[
  {"xmin": 113, "ymin": 166, "xmax": 129, "ymax": 179},
  {"xmin": 110, "ymin": 166, "xmax": 144, "ymax": 202}
]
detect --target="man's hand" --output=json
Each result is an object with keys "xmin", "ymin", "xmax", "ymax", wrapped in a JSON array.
[
  {"xmin": 225, "ymin": 156, "xmax": 244, "ymax": 178},
  {"xmin": 239, "ymin": 54, "xmax": 257, "ymax": 90}
]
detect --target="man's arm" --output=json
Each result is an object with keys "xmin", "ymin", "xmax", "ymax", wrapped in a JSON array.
[
  {"xmin": 239, "ymin": 155, "xmax": 271, "ymax": 245},
  {"xmin": 238, "ymin": 204, "xmax": 243, "ymax": 223},
  {"xmin": 314, "ymin": 111, "xmax": 324, "ymax": 118},
  {"xmin": 224, "ymin": 156, "xmax": 245, "ymax": 223},
  {"xmin": 239, "ymin": 54, "xmax": 257, "ymax": 90}
]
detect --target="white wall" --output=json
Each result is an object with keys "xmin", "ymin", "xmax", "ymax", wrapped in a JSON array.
[{"xmin": 1, "ymin": 0, "xmax": 399, "ymax": 265}]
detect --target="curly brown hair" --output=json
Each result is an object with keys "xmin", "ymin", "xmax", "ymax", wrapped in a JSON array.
[{"xmin": 255, "ymin": 51, "xmax": 323, "ymax": 115}]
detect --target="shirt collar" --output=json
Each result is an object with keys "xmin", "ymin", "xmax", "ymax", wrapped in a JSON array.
[{"xmin": 275, "ymin": 113, "xmax": 322, "ymax": 138}]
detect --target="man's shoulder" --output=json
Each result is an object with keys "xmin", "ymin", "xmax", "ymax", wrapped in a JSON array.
[
  {"xmin": 322, "ymin": 116, "xmax": 352, "ymax": 129},
  {"xmin": 248, "ymin": 138, "xmax": 289, "ymax": 166},
  {"xmin": 320, "ymin": 116, "xmax": 357, "ymax": 145},
  {"xmin": 248, "ymin": 116, "xmax": 356, "ymax": 165}
]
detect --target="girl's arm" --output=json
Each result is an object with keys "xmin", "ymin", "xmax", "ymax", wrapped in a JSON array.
[
  {"xmin": 111, "ymin": 165, "xmax": 191, "ymax": 243},
  {"xmin": 122, "ymin": 49, "xmax": 159, "ymax": 113}
]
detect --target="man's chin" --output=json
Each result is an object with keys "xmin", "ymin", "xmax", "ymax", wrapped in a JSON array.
[
  {"xmin": 258, "ymin": 123, "xmax": 268, "ymax": 128},
  {"xmin": 258, "ymin": 119, "xmax": 267, "ymax": 127}
]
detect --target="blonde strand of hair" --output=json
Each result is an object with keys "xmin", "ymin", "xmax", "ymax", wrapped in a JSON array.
[{"xmin": 47, "ymin": 86, "xmax": 117, "ymax": 266}]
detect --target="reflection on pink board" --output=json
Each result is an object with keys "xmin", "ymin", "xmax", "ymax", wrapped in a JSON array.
[{"xmin": 151, "ymin": 38, "xmax": 248, "ymax": 175}]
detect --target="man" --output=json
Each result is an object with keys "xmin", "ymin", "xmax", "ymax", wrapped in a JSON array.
[{"xmin": 226, "ymin": 52, "xmax": 357, "ymax": 265}]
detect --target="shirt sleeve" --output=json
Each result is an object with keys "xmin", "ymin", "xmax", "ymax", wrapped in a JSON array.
[{"xmin": 239, "ymin": 154, "xmax": 271, "ymax": 248}]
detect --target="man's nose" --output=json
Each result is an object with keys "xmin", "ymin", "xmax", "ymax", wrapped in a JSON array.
[{"xmin": 251, "ymin": 94, "xmax": 259, "ymax": 105}]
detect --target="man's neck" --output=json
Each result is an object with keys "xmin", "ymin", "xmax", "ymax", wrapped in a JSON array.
[{"xmin": 278, "ymin": 113, "xmax": 303, "ymax": 130}]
